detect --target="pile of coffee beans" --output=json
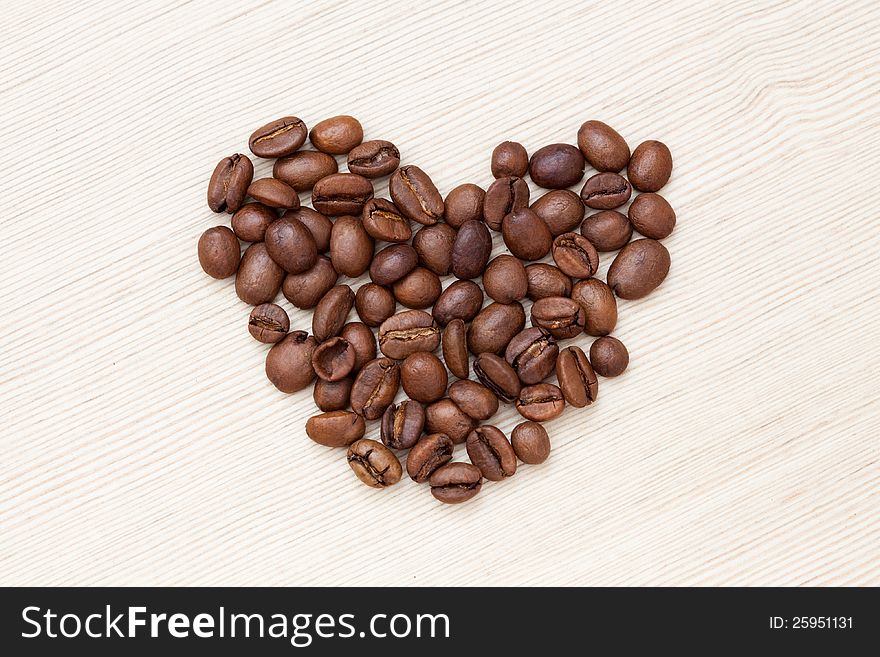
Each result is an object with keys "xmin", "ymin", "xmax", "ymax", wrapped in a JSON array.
[{"xmin": 199, "ymin": 115, "xmax": 673, "ymax": 504}]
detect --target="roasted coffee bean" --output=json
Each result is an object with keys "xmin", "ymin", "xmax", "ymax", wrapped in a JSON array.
[
  {"xmin": 312, "ymin": 284, "xmax": 354, "ymax": 342},
  {"xmin": 381, "ymin": 400, "xmax": 426, "ymax": 450},
  {"xmin": 369, "ymin": 244, "xmax": 418, "ymax": 286},
  {"xmin": 347, "ymin": 439, "xmax": 402, "ymax": 488},
  {"xmin": 247, "ymin": 178, "xmax": 300, "ymax": 209},
  {"xmin": 491, "ymin": 141, "xmax": 529, "ymax": 178},
  {"xmin": 236, "ymin": 242, "xmax": 284, "ymax": 305},
  {"xmin": 311, "ymin": 336, "xmax": 356, "ymax": 381},
  {"xmin": 577, "ymin": 120, "xmax": 630, "ymax": 172},
  {"xmin": 451, "ymin": 220, "xmax": 492, "ymax": 280},
  {"xmin": 530, "ymin": 296, "xmax": 585, "ymax": 339},
  {"xmin": 441, "ymin": 319, "xmax": 469, "ymax": 380},
  {"xmin": 606, "ymin": 238, "xmax": 670, "ymax": 299},
  {"xmin": 556, "ymin": 345, "xmax": 598, "ymax": 407},
  {"xmin": 207, "ymin": 153, "xmax": 253, "ymax": 213},
  {"xmin": 284, "ymin": 207, "xmax": 332, "ymax": 253},
  {"xmin": 505, "ymin": 327, "xmax": 558, "ymax": 385},
  {"xmin": 282, "ymin": 256, "xmax": 338, "ymax": 309},
  {"xmin": 502, "ymin": 208, "xmax": 553, "ymax": 261},
  {"xmin": 350, "ymin": 357, "xmax": 400, "ymax": 419},
  {"xmin": 309, "ymin": 115, "xmax": 363, "ymax": 154},
  {"xmin": 433, "ymin": 280, "xmax": 483, "ymax": 326},
  {"xmin": 249, "ymin": 116, "xmax": 307, "ymax": 158},
  {"xmin": 510, "ymin": 421, "xmax": 551, "ymax": 464},
  {"xmin": 362, "ymin": 198, "xmax": 411, "ymax": 242},
  {"xmin": 590, "ymin": 336, "xmax": 629, "ymax": 377},
  {"xmin": 528, "ymin": 143, "xmax": 585, "ymax": 189},
  {"xmin": 330, "ymin": 215, "xmax": 374, "ymax": 277},
  {"xmin": 340, "ymin": 322, "xmax": 376, "ymax": 372},
  {"xmin": 580, "ymin": 210, "xmax": 633, "ymax": 251},
  {"xmin": 516, "ymin": 383, "xmax": 565, "ymax": 421},
  {"xmin": 265, "ymin": 331, "xmax": 317, "ymax": 393},
  {"xmin": 551, "ymin": 232, "xmax": 599, "ymax": 279},
  {"xmin": 628, "ymin": 192, "xmax": 676, "ymax": 239},
  {"xmin": 389, "ymin": 165, "xmax": 444, "ymax": 225},
  {"xmin": 378, "ymin": 310, "xmax": 440, "ymax": 360},
  {"xmin": 483, "ymin": 176, "xmax": 529, "ymax": 230},
  {"xmin": 412, "ymin": 223, "xmax": 456, "ymax": 275},
  {"xmin": 264, "ymin": 217, "xmax": 318, "ymax": 274},
  {"xmin": 448, "ymin": 380, "xmax": 498, "ymax": 421},
  {"xmin": 306, "ymin": 410, "xmax": 365, "ymax": 447},
  {"xmin": 231, "ymin": 203, "xmax": 276, "ymax": 242},
  {"xmin": 198, "ymin": 226, "xmax": 240, "ymax": 278},
  {"xmin": 430, "ymin": 462, "xmax": 482, "ymax": 503},
  {"xmin": 355, "ymin": 283, "xmax": 396, "ymax": 327},
  {"xmin": 473, "ymin": 353, "xmax": 521, "ymax": 402},
  {"xmin": 273, "ymin": 151, "xmax": 339, "ymax": 192},
  {"xmin": 347, "ymin": 139, "xmax": 400, "ymax": 178},
  {"xmin": 401, "ymin": 352, "xmax": 448, "ymax": 403},
  {"xmin": 425, "ymin": 398, "xmax": 476, "ymax": 444},
  {"xmin": 406, "ymin": 433, "xmax": 454, "ymax": 482},
  {"xmin": 531, "ymin": 189, "xmax": 585, "ymax": 236},
  {"xmin": 312, "ymin": 173, "xmax": 374, "ymax": 216},
  {"xmin": 467, "ymin": 425, "xmax": 517, "ymax": 481},
  {"xmin": 580, "ymin": 172, "xmax": 632, "ymax": 210},
  {"xmin": 248, "ymin": 303, "xmax": 289, "ymax": 343},
  {"xmin": 313, "ymin": 376, "xmax": 353, "ymax": 412},
  {"xmin": 525, "ymin": 263, "xmax": 572, "ymax": 301},
  {"xmin": 571, "ymin": 278, "xmax": 617, "ymax": 336},
  {"xmin": 468, "ymin": 301, "xmax": 526, "ymax": 356},
  {"xmin": 483, "ymin": 255, "xmax": 528, "ymax": 304},
  {"xmin": 393, "ymin": 267, "xmax": 442, "ymax": 309},
  {"xmin": 444, "ymin": 183, "xmax": 485, "ymax": 228},
  {"xmin": 628, "ymin": 140, "xmax": 672, "ymax": 192}
]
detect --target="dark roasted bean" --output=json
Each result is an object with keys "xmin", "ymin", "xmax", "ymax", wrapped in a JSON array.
[
  {"xmin": 249, "ymin": 116, "xmax": 307, "ymax": 158},
  {"xmin": 525, "ymin": 263, "xmax": 572, "ymax": 301},
  {"xmin": 528, "ymin": 143, "xmax": 585, "ymax": 189},
  {"xmin": 491, "ymin": 141, "xmax": 529, "ymax": 178},
  {"xmin": 530, "ymin": 296, "xmax": 585, "ymax": 339},
  {"xmin": 350, "ymin": 357, "xmax": 401, "ymax": 419},
  {"xmin": 510, "ymin": 421, "xmax": 551, "ymax": 464},
  {"xmin": 406, "ymin": 433, "xmax": 454, "ymax": 482},
  {"xmin": 580, "ymin": 172, "xmax": 632, "ymax": 210},
  {"xmin": 282, "ymin": 256, "xmax": 338, "ymax": 309},
  {"xmin": 530, "ymin": 189, "xmax": 585, "ymax": 236},
  {"xmin": 412, "ymin": 223, "xmax": 457, "ymax": 275},
  {"xmin": 311, "ymin": 336, "xmax": 356, "ymax": 382},
  {"xmin": 483, "ymin": 176, "xmax": 529, "ymax": 230},
  {"xmin": 551, "ymin": 232, "xmax": 599, "ymax": 279},
  {"xmin": 273, "ymin": 151, "xmax": 338, "ymax": 192},
  {"xmin": 441, "ymin": 319, "xmax": 469, "ymax": 380},
  {"xmin": 235, "ymin": 242, "xmax": 284, "ymax": 305},
  {"xmin": 198, "ymin": 226, "xmax": 240, "ymax": 278},
  {"xmin": 330, "ymin": 215, "xmax": 374, "ymax": 277},
  {"xmin": 401, "ymin": 351, "xmax": 448, "ymax": 403},
  {"xmin": 483, "ymin": 255, "xmax": 528, "ymax": 304},
  {"xmin": 362, "ymin": 198, "xmax": 411, "ymax": 242},
  {"xmin": 264, "ymin": 216, "xmax": 318, "ymax": 274},
  {"xmin": 580, "ymin": 210, "xmax": 633, "ymax": 251},
  {"xmin": 515, "ymin": 383, "xmax": 565, "ymax": 422},
  {"xmin": 606, "ymin": 238, "xmax": 670, "ymax": 299},
  {"xmin": 355, "ymin": 283, "xmax": 396, "ymax": 327},
  {"xmin": 389, "ymin": 165, "xmax": 444, "ymax": 225},
  {"xmin": 312, "ymin": 173, "xmax": 373, "ymax": 216},
  {"xmin": 505, "ymin": 327, "xmax": 558, "ymax": 385},
  {"xmin": 577, "ymin": 120, "xmax": 630, "ymax": 172},
  {"xmin": 556, "ymin": 345, "xmax": 598, "ymax": 408},
  {"xmin": 590, "ymin": 336, "xmax": 629, "ymax": 377},
  {"xmin": 433, "ymin": 280, "xmax": 483, "ymax": 327},
  {"xmin": 378, "ymin": 310, "xmax": 440, "ymax": 360},
  {"xmin": 444, "ymin": 183, "xmax": 485, "ymax": 228},
  {"xmin": 467, "ymin": 425, "xmax": 516, "ymax": 481},
  {"xmin": 231, "ymin": 203, "xmax": 276, "ymax": 243},
  {"xmin": 265, "ymin": 331, "xmax": 317, "ymax": 393},
  {"xmin": 502, "ymin": 208, "xmax": 552, "ymax": 261},
  {"xmin": 467, "ymin": 301, "xmax": 526, "ymax": 356},
  {"xmin": 430, "ymin": 462, "xmax": 482, "ymax": 503},
  {"xmin": 381, "ymin": 400, "xmax": 426, "ymax": 450},
  {"xmin": 207, "ymin": 153, "xmax": 253, "ymax": 213},
  {"xmin": 451, "ymin": 220, "xmax": 492, "ymax": 280},
  {"xmin": 312, "ymin": 285, "xmax": 354, "ymax": 342},
  {"xmin": 628, "ymin": 140, "xmax": 672, "ymax": 192},
  {"xmin": 347, "ymin": 139, "xmax": 400, "ymax": 178},
  {"xmin": 347, "ymin": 439, "xmax": 402, "ymax": 488},
  {"xmin": 248, "ymin": 303, "xmax": 289, "ymax": 343},
  {"xmin": 306, "ymin": 410, "xmax": 365, "ymax": 447},
  {"xmin": 628, "ymin": 192, "xmax": 676, "ymax": 239},
  {"xmin": 424, "ymin": 398, "xmax": 476, "ymax": 444},
  {"xmin": 571, "ymin": 278, "xmax": 617, "ymax": 336},
  {"xmin": 247, "ymin": 178, "xmax": 300, "ymax": 209},
  {"xmin": 473, "ymin": 353, "xmax": 521, "ymax": 403},
  {"xmin": 448, "ymin": 380, "xmax": 498, "ymax": 421}
]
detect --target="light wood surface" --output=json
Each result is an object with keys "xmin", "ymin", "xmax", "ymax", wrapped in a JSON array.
[{"xmin": 1, "ymin": 0, "xmax": 878, "ymax": 586}]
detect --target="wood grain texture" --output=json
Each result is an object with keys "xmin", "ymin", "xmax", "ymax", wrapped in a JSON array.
[{"xmin": 1, "ymin": 0, "xmax": 878, "ymax": 586}]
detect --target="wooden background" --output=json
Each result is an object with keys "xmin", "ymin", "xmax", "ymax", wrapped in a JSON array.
[{"xmin": 1, "ymin": 0, "xmax": 878, "ymax": 586}]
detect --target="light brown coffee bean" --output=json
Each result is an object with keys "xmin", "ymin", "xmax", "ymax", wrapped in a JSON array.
[
  {"xmin": 483, "ymin": 255, "xmax": 528, "ymax": 304},
  {"xmin": 362, "ymin": 198, "xmax": 411, "ymax": 242},
  {"xmin": 273, "ymin": 151, "xmax": 338, "ymax": 192},
  {"xmin": 207, "ymin": 153, "xmax": 253, "ymax": 213},
  {"xmin": 401, "ymin": 352, "xmax": 448, "ymax": 403},
  {"xmin": 378, "ymin": 310, "xmax": 440, "ymax": 360},
  {"xmin": 590, "ymin": 336, "xmax": 629, "ymax": 377},
  {"xmin": 247, "ymin": 178, "xmax": 300, "ymax": 209},
  {"xmin": 580, "ymin": 210, "xmax": 633, "ymax": 252},
  {"xmin": 312, "ymin": 285, "xmax": 354, "ymax": 342},
  {"xmin": 510, "ymin": 421, "xmax": 551, "ymax": 464},
  {"xmin": 248, "ymin": 303, "xmax": 289, "ymax": 343},
  {"xmin": 235, "ymin": 242, "xmax": 284, "ymax": 305},
  {"xmin": 330, "ymin": 215, "xmax": 374, "ymax": 277},
  {"xmin": 389, "ymin": 165, "xmax": 444, "ymax": 225},
  {"xmin": 350, "ymin": 357, "xmax": 401, "ymax": 420},
  {"xmin": 347, "ymin": 439, "xmax": 402, "ymax": 488},
  {"xmin": 306, "ymin": 410, "xmax": 365, "ymax": 448},
  {"xmin": 309, "ymin": 115, "xmax": 363, "ymax": 154},
  {"xmin": 505, "ymin": 327, "xmax": 558, "ymax": 385},
  {"xmin": 412, "ymin": 223, "xmax": 457, "ymax": 276},
  {"xmin": 530, "ymin": 189, "xmax": 585, "ymax": 236},
  {"xmin": 406, "ymin": 433, "xmax": 454, "ymax": 483},
  {"xmin": 231, "ymin": 203, "xmax": 277, "ymax": 243},
  {"xmin": 444, "ymin": 183, "xmax": 485, "ymax": 228},
  {"xmin": 442, "ymin": 319, "xmax": 470, "ymax": 380},
  {"xmin": 198, "ymin": 226, "xmax": 240, "ymax": 279},
  {"xmin": 382, "ymin": 400, "xmax": 426, "ymax": 450},
  {"xmin": 355, "ymin": 283, "xmax": 396, "ymax": 327},
  {"xmin": 284, "ymin": 207, "xmax": 332, "ymax": 253},
  {"xmin": 515, "ymin": 383, "xmax": 565, "ymax": 421},
  {"xmin": 265, "ymin": 331, "xmax": 317, "ymax": 393},
  {"xmin": 628, "ymin": 140, "xmax": 673, "ymax": 192},
  {"xmin": 467, "ymin": 302, "xmax": 526, "ymax": 356},
  {"xmin": 312, "ymin": 173, "xmax": 374, "ymax": 216},
  {"xmin": 433, "ymin": 280, "xmax": 483, "ymax": 327},
  {"xmin": 467, "ymin": 425, "xmax": 517, "ymax": 481},
  {"xmin": 484, "ymin": 176, "xmax": 529, "ymax": 230},
  {"xmin": 530, "ymin": 296, "xmax": 585, "ymax": 340},
  {"xmin": 551, "ymin": 232, "xmax": 599, "ymax": 279},
  {"xmin": 491, "ymin": 141, "xmax": 529, "ymax": 178},
  {"xmin": 525, "ymin": 263, "xmax": 572, "ymax": 301},
  {"xmin": 393, "ymin": 267, "xmax": 442, "ymax": 309},
  {"xmin": 473, "ymin": 353, "xmax": 521, "ymax": 403},
  {"xmin": 429, "ymin": 462, "xmax": 482, "ymax": 503},
  {"xmin": 249, "ymin": 116, "xmax": 307, "ymax": 158},
  {"xmin": 425, "ymin": 398, "xmax": 476, "ymax": 444},
  {"xmin": 580, "ymin": 172, "xmax": 632, "ymax": 210},
  {"xmin": 448, "ymin": 380, "xmax": 499, "ymax": 421},
  {"xmin": 347, "ymin": 139, "xmax": 400, "ymax": 178},
  {"xmin": 264, "ymin": 217, "xmax": 318, "ymax": 274},
  {"xmin": 577, "ymin": 120, "xmax": 630, "ymax": 172},
  {"xmin": 628, "ymin": 192, "xmax": 676, "ymax": 239},
  {"xmin": 282, "ymin": 256, "xmax": 338, "ymax": 309},
  {"xmin": 311, "ymin": 336, "xmax": 356, "ymax": 382},
  {"xmin": 370, "ymin": 244, "xmax": 418, "ymax": 286},
  {"xmin": 606, "ymin": 238, "xmax": 670, "ymax": 299},
  {"xmin": 556, "ymin": 345, "xmax": 598, "ymax": 408},
  {"xmin": 340, "ymin": 322, "xmax": 376, "ymax": 373},
  {"xmin": 571, "ymin": 278, "xmax": 617, "ymax": 336}
]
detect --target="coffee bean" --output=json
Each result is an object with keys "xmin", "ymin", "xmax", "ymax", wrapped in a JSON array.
[
  {"xmin": 473, "ymin": 353, "xmax": 521, "ymax": 402},
  {"xmin": 369, "ymin": 244, "xmax": 418, "ymax": 286},
  {"xmin": 265, "ymin": 331, "xmax": 317, "ymax": 393},
  {"xmin": 248, "ymin": 303, "xmax": 289, "ymax": 343},
  {"xmin": 451, "ymin": 220, "xmax": 492, "ymax": 280},
  {"xmin": 433, "ymin": 280, "xmax": 483, "ymax": 326},
  {"xmin": 313, "ymin": 377, "xmax": 353, "ymax": 412},
  {"xmin": 235, "ymin": 242, "xmax": 284, "ymax": 305},
  {"xmin": 467, "ymin": 425, "xmax": 517, "ymax": 481},
  {"xmin": 551, "ymin": 232, "xmax": 599, "ymax": 279},
  {"xmin": 412, "ymin": 223, "xmax": 456, "ymax": 275},
  {"xmin": 247, "ymin": 178, "xmax": 300, "ymax": 209},
  {"xmin": 530, "ymin": 296, "xmax": 585, "ymax": 339},
  {"xmin": 515, "ymin": 383, "xmax": 565, "ymax": 421},
  {"xmin": 406, "ymin": 433, "xmax": 454, "ymax": 482},
  {"xmin": 381, "ymin": 400, "xmax": 426, "ymax": 450},
  {"xmin": 429, "ymin": 462, "xmax": 482, "ymax": 503},
  {"xmin": 393, "ymin": 267, "xmax": 442, "ymax": 309},
  {"xmin": 510, "ymin": 421, "xmax": 551, "ymax": 464},
  {"xmin": 628, "ymin": 140, "xmax": 672, "ymax": 192},
  {"xmin": 579, "ymin": 210, "xmax": 632, "ymax": 251},
  {"xmin": 491, "ymin": 141, "xmax": 529, "ymax": 178},
  {"xmin": 312, "ymin": 173, "xmax": 374, "ymax": 216},
  {"xmin": 571, "ymin": 278, "xmax": 617, "ymax": 336},
  {"xmin": 580, "ymin": 172, "xmax": 632, "ymax": 210},
  {"xmin": 249, "ymin": 116, "xmax": 307, "ymax": 158},
  {"xmin": 444, "ymin": 183, "xmax": 485, "ymax": 228},
  {"xmin": 311, "ymin": 336, "xmax": 356, "ymax": 381},
  {"xmin": 628, "ymin": 192, "xmax": 675, "ymax": 239},
  {"xmin": 282, "ymin": 256, "xmax": 338, "ymax": 309},
  {"xmin": 273, "ymin": 151, "xmax": 339, "ymax": 192},
  {"xmin": 425, "ymin": 398, "xmax": 476, "ymax": 444},
  {"xmin": 309, "ymin": 115, "xmax": 363, "ymax": 154},
  {"xmin": 577, "ymin": 120, "xmax": 630, "ymax": 172},
  {"xmin": 378, "ymin": 310, "xmax": 440, "ymax": 360},
  {"xmin": 525, "ymin": 263, "xmax": 572, "ymax": 301},
  {"xmin": 448, "ymin": 380, "xmax": 498, "ymax": 421},
  {"xmin": 606, "ymin": 238, "xmax": 670, "ymax": 299},
  {"xmin": 505, "ymin": 327, "xmax": 558, "ymax": 385},
  {"xmin": 330, "ymin": 215, "xmax": 374, "ymax": 277},
  {"xmin": 284, "ymin": 207, "xmax": 332, "ymax": 253},
  {"xmin": 312, "ymin": 284, "xmax": 354, "ymax": 342},
  {"xmin": 441, "ymin": 319, "xmax": 469, "ymax": 380},
  {"xmin": 231, "ymin": 203, "xmax": 276, "ymax": 242},
  {"xmin": 590, "ymin": 336, "xmax": 629, "ymax": 377},
  {"xmin": 483, "ymin": 255, "xmax": 528, "ymax": 304},
  {"xmin": 355, "ymin": 283, "xmax": 396, "ymax": 327},
  {"xmin": 401, "ymin": 352, "xmax": 448, "ymax": 403},
  {"xmin": 362, "ymin": 198, "xmax": 411, "ymax": 242},
  {"xmin": 340, "ymin": 322, "xmax": 376, "ymax": 372},
  {"xmin": 530, "ymin": 189, "xmax": 585, "ymax": 236},
  {"xmin": 467, "ymin": 301, "xmax": 526, "ymax": 356},
  {"xmin": 502, "ymin": 208, "xmax": 553, "ymax": 261},
  {"xmin": 555, "ymin": 345, "xmax": 598, "ymax": 407},
  {"xmin": 264, "ymin": 217, "xmax": 318, "ymax": 274},
  {"xmin": 198, "ymin": 226, "xmax": 240, "ymax": 278},
  {"xmin": 483, "ymin": 176, "xmax": 529, "ymax": 230},
  {"xmin": 347, "ymin": 439, "xmax": 402, "ymax": 488},
  {"xmin": 528, "ymin": 143, "xmax": 585, "ymax": 189},
  {"xmin": 350, "ymin": 357, "xmax": 400, "ymax": 419},
  {"xmin": 389, "ymin": 165, "xmax": 444, "ymax": 225},
  {"xmin": 207, "ymin": 153, "xmax": 253, "ymax": 213},
  {"xmin": 306, "ymin": 410, "xmax": 365, "ymax": 448},
  {"xmin": 347, "ymin": 139, "xmax": 400, "ymax": 178}
]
